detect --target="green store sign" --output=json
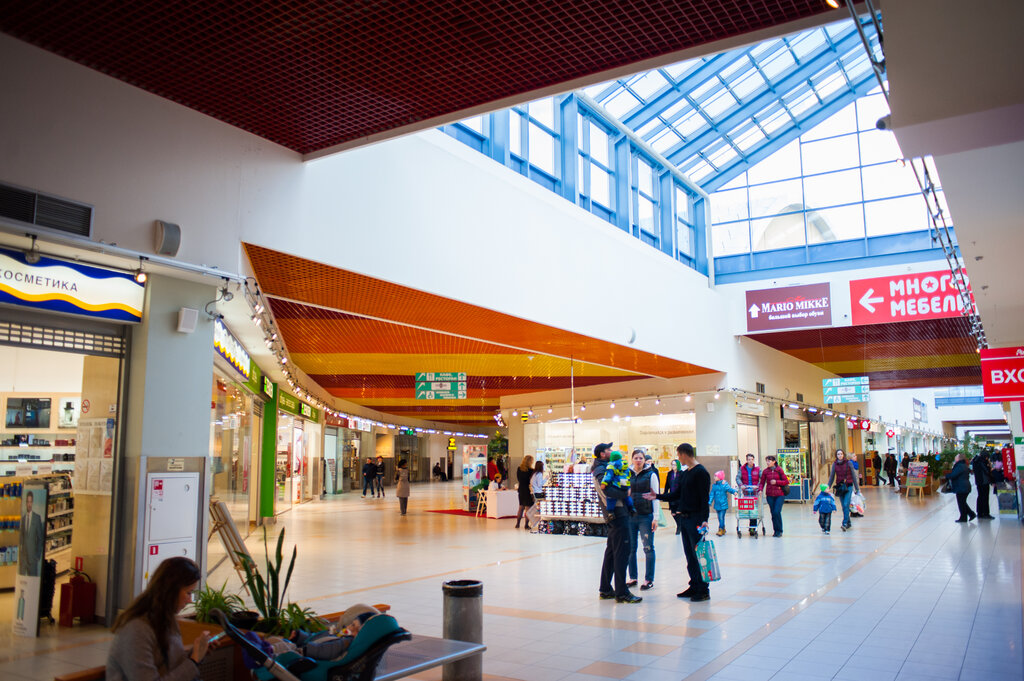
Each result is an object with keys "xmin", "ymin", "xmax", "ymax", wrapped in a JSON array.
[{"xmin": 278, "ymin": 391, "xmax": 318, "ymax": 421}]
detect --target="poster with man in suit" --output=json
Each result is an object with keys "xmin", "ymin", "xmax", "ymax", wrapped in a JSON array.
[{"xmin": 14, "ymin": 483, "xmax": 47, "ymax": 637}]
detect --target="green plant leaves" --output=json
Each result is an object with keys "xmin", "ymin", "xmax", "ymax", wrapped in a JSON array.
[{"xmin": 237, "ymin": 526, "xmax": 311, "ymax": 634}]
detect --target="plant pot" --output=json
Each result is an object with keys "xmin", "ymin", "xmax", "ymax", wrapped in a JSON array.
[
  {"xmin": 251, "ymin": 617, "xmax": 279, "ymax": 634},
  {"xmin": 229, "ymin": 610, "xmax": 260, "ymax": 630}
]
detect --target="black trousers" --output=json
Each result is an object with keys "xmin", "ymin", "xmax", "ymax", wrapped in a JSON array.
[
  {"xmin": 818, "ymin": 512, "xmax": 832, "ymax": 531},
  {"xmin": 955, "ymin": 492, "xmax": 975, "ymax": 521},
  {"xmin": 976, "ymin": 484, "xmax": 990, "ymax": 517},
  {"xmin": 600, "ymin": 514, "xmax": 630, "ymax": 597},
  {"xmin": 677, "ymin": 516, "xmax": 709, "ymax": 596}
]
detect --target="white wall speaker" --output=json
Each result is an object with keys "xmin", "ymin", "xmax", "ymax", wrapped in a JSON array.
[
  {"xmin": 155, "ymin": 220, "xmax": 181, "ymax": 256},
  {"xmin": 177, "ymin": 307, "xmax": 199, "ymax": 334}
]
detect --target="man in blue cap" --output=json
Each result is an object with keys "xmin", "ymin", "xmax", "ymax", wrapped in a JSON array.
[{"xmin": 592, "ymin": 443, "xmax": 641, "ymax": 603}]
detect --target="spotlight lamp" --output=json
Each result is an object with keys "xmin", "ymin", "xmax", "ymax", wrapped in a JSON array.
[
  {"xmin": 610, "ymin": 401, "xmax": 616, "ymax": 409},
  {"xmin": 634, "ymin": 399, "xmax": 640, "ymax": 407},
  {"xmin": 134, "ymin": 257, "xmax": 148, "ymax": 284},
  {"xmin": 655, "ymin": 397, "xmax": 661, "ymax": 405}
]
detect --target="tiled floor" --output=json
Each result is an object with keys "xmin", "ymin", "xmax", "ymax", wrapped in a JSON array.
[{"xmin": 1, "ymin": 481, "xmax": 1022, "ymax": 680}]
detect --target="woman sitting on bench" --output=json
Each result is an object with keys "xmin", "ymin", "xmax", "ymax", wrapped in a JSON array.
[{"xmin": 106, "ymin": 557, "xmax": 211, "ymax": 681}]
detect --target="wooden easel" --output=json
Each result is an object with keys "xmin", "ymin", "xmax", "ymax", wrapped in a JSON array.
[{"xmin": 209, "ymin": 499, "xmax": 254, "ymax": 594}]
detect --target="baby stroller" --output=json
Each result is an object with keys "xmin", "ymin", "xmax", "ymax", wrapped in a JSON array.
[{"xmin": 211, "ymin": 608, "xmax": 411, "ymax": 681}]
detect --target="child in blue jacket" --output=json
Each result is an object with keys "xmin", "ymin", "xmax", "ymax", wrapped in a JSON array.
[
  {"xmin": 813, "ymin": 483, "xmax": 837, "ymax": 534},
  {"xmin": 709, "ymin": 471, "xmax": 737, "ymax": 536},
  {"xmin": 601, "ymin": 452, "xmax": 635, "ymax": 514}
]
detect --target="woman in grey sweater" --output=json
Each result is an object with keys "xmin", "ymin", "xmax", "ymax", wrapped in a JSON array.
[
  {"xmin": 106, "ymin": 557, "xmax": 211, "ymax": 681},
  {"xmin": 396, "ymin": 459, "xmax": 411, "ymax": 515}
]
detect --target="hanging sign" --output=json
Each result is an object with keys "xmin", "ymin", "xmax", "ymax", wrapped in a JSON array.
[
  {"xmin": 980, "ymin": 347, "xmax": 1024, "ymax": 402},
  {"xmin": 823, "ymin": 376, "xmax": 870, "ymax": 403},
  {"xmin": 415, "ymin": 372, "xmax": 467, "ymax": 400},
  {"xmin": 0, "ymin": 247, "xmax": 145, "ymax": 323},
  {"xmin": 745, "ymin": 283, "xmax": 831, "ymax": 332},
  {"xmin": 849, "ymin": 269, "xmax": 971, "ymax": 326},
  {"xmin": 278, "ymin": 392, "xmax": 318, "ymax": 421}
]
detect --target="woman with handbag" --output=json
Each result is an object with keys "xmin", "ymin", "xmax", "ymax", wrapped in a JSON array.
[
  {"xmin": 827, "ymin": 449, "xmax": 859, "ymax": 531},
  {"xmin": 945, "ymin": 453, "xmax": 976, "ymax": 523},
  {"xmin": 757, "ymin": 455, "xmax": 789, "ymax": 537}
]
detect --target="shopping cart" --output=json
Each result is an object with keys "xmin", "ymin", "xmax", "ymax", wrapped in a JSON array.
[{"xmin": 735, "ymin": 486, "xmax": 765, "ymax": 538}]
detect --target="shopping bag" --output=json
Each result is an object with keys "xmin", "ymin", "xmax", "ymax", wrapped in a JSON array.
[
  {"xmin": 656, "ymin": 503, "xmax": 668, "ymax": 528},
  {"xmin": 695, "ymin": 537, "xmax": 722, "ymax": 582},
  {"xmin": 849, "ymin": 491, "xmax": 866, "ymax": 516}
]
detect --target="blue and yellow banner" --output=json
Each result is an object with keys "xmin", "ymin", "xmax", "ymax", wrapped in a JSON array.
[{"xmin": 0, "ymin": 247, "xmax": 145, "ymax": 323}]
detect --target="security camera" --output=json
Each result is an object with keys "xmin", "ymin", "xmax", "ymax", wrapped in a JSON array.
[{"xmin": 876, "ymin": 114, "xmax": 892, "ymax": 131}]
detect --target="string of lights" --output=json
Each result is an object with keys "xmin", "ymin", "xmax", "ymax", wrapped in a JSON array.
[{"xmin": 242, "ymin": 278, "xmax": 487, "ymax": 439}]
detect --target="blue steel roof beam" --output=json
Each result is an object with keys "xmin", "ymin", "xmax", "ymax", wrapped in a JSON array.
[
  {"xmin": 620, "ymin": 52, "xmax": 750, "ymax": 130},
  {"xmin": 663, "ymin": 24, "xmax": 869, "ymax": 166},
  {"xmin": 700, "ymin": 70, "xmax": 878, "ymax": 192}
]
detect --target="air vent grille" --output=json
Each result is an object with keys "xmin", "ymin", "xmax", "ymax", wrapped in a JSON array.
[
  {"xmin": 0, "ymin": 320, "xmax": 125, "ymax": 357},
  {"xmin": 756, "ymin": 382, "xmax": 766, "ymax": 394},
  {"xmin": 796, "ymin": 392, "xmax": 804, "ymax": 402},
  {"xmin": 0, "ymin": 182, "xmax": 92, "ymax": 237}
]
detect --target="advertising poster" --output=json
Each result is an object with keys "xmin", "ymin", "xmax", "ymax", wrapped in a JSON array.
[
  {"xmin": 462, "ymin": 445, "xmax": 488, "ymax": 511},
  {"xmin": 906, "ymin": 461, "xmax": 928, "ymax": 488},
  {"xmin": 13, "ymin": 482, "xmax": 48, "ymax": 637}
]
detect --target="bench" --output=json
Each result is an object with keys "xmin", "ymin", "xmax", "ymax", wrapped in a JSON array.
[{"xmin": 54, "ymin": 605, "xmax": 486, "ymax": 681}]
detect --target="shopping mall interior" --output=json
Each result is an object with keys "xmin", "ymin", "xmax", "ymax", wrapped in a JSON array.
[{"xmin": 0, "ymin": 1, "xmax": 1022, "ymax": 680}]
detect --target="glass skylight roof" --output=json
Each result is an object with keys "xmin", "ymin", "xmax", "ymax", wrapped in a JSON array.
[{"xmin": 585, "ymin": 16, "xmax": 881, "ymax": 191}]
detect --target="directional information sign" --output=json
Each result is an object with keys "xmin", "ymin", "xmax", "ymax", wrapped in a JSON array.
[
  {"xmin": 823, "ymin": 376, "xmax": 869, "ymax": 403},
  {"xmin": 745, "ymin": 283, "xmax": 831, "ymax": 332},
  {"xmin": 849, "ymin": 269, "xmax": 971, "ymax": 326},
  {"xmin": 415, "ymin": 372, "xmax": 466, "ymax": 382},
  {"xmin": 415, "ymin": 372, "xmax": 467, "ymax": 400}
]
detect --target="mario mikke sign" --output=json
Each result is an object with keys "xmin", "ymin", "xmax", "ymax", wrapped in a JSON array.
[
  {"xmin": 980, "ymin": 347, "xmax": 1024, "ymax": 402},
  {"xmin": 745, "ymin": 283, "xmax": 831, "ymax": 332},
  {"xmin": 849, "ymin": 269, "xmax": 971, "ymax": 326},
  {"xmin": 0, "ymin": 247, "xmax": 144, "ymax": 323}
]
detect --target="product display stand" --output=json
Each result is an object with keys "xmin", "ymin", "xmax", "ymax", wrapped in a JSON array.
[{"xmin": 537, "ymin": 472, "xmax": 607, "ymax": 536}]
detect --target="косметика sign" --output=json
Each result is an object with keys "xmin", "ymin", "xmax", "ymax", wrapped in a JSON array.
[{"xmin": 0, "ymin": 247, "xmax": 145, "ymax": 323}]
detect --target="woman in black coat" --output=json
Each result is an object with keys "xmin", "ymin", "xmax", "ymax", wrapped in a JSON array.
[{"xmin": 945, "ymin": 454, "xmax": 976, "ymax": 523}]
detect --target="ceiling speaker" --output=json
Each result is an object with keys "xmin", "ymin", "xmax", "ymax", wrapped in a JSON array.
[
  {"xmin": 155, "ymin": 220, "xmax": 181, "ymax": 256},
  {"xmin": 177, "ymin": 307, "xmax": 199, "ymax": 334}
]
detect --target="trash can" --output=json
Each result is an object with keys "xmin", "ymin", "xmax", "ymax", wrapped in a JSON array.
[{"xmin": 442, "ymin": 579, "xmax": 482, "ymax": 681}]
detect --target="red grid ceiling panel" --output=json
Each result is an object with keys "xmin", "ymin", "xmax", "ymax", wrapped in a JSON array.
[
  {"xmin": 0, "ymin": 1, "xmax": 831, "ymax": 154},
  {"xmin": 247, "ymin": 244, "xmax": 713, "ymax": 378}
]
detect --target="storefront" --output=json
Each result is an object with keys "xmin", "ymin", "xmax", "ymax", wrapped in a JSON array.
[
  {"xmin": 275, "ymin": 392, "xmax": 321, "ymax": 509},
  {"xmin": 0, "ymin": 246, "xmax": 143, "ymax": 626},
  {"xmin": 324, "ymin": 414, "xmax": 373, "ymax": 494},
  {"xmin": 210, "ymin": 319, "xmax": 266, "ymax": 535}
]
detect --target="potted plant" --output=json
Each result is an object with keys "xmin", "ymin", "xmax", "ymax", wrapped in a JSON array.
[{"xmin": 189, "ymin": 581, "xmax": 246, "ymax": 625}]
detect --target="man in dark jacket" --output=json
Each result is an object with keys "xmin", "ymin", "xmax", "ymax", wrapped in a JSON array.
[
  {"xmin": 361, "ymin": 457, "xmax": 377, "ymax": 497},
  {"xmin": 593, "ymin": 443, "xmax": 640, "ymax": 604},
  {"xmin": 972, "ymin": 453, "xmax": 995, "ymax": 519},
  {"xmin": 647, "ymin": 443, "xmax": 711, "ymax": 602}
]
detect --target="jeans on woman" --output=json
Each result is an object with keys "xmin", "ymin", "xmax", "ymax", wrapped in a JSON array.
[
  {"xmin": 627, "ymin": 513, "xmax": 655, "ymax": 583},
  {"xmin": 715, "ymin": 508, "xmax": 727, "ymax": 530},
  {"xmin": 839, "ymin": 487, "xmax": 853, "ymax": 527},
  {"xmin": 765, "ymin": 495, "xmax": 784, "ymax": 535}
]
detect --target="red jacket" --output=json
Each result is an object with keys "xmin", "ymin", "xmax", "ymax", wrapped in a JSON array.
[{"xmin": 758, "ymin": 465, "xmax": 790, "ymax": 497}]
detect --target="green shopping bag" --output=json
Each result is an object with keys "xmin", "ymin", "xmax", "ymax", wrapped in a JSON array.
[{"xmin": 695, "ymin": 536, "xmax": 721, "ymax": 582}]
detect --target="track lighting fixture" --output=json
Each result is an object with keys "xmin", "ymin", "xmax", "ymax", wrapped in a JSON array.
[
  {"xmin": 134, "ymin": 257, "xmax": 148, "ymax": 283},
  {"xmin": 634, "ymin": 399, "xmax": 639, "ymax": 407},
  {"xmin": 23, "ymin": 235, "xmax": 41, "ymax": 264},
  {"xmin": 610, "ymin": 401, "xmax": 616, "ymax": 409},
  {"xmin": 685, "ymin": 394, "xmax": 692, "ymax": 402}
]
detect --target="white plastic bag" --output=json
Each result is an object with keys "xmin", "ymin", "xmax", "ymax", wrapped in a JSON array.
[{"xmin": 850, "ymin": 491, "xmax": 866, "ymax": 516}]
